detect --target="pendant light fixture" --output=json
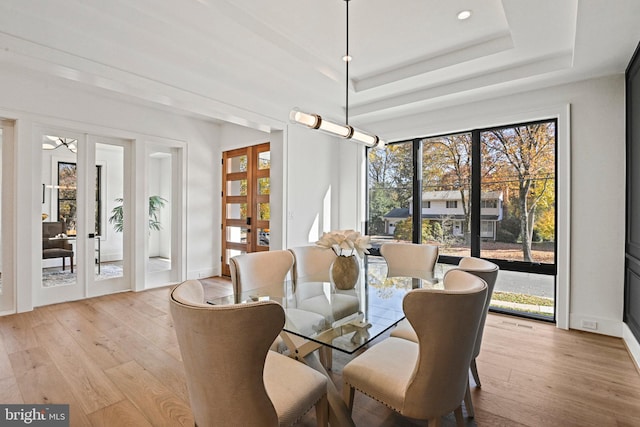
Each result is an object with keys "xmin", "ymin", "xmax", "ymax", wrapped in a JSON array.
[
  {"xmin": 42, "ymin": 135, "xmax": 78, "ymax": 153},
  {"xmin": 290, "ymin": 0, "xmax": 384, "ymax": 149}
]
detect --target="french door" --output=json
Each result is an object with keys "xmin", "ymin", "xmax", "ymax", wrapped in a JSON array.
[
  {"xmin": 38, "ymin": 129, "xmax": 131, "ymax": 306},
  {"xmin": 221, "ymin": 142, "xmax": 271, "ymax": 276}
]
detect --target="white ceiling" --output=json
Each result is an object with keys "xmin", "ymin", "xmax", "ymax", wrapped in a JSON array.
[{"xmin": 0, "ymin": 0, "xmax": 639, "ymax": 134}]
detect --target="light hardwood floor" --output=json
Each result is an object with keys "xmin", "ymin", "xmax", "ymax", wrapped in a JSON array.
[{"xmin": 1, "ymin": 277, "xmax": 639, "ymax": 426}]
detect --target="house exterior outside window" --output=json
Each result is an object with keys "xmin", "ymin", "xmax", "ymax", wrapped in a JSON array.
[{"xmin": 382, "ymin": 190, "xmax": 503, "ymax": 239}]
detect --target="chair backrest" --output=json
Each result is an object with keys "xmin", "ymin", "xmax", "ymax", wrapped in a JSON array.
[
  {"xmin": 170, "ymin": 280, "xmax": 283, "ymax": 426},
  {"xmin": 401, "ymin": 270, "xmax": 487, "ymax": 419},
  {"xmin": 229, "ymin": 250, "xmax": 294, "ymax": 303},
  {"xmin": 451, "ymin": 257, "xmax": 499, "ymax": 358},
  {"xmin": 288, "ymin": 246, "xmax": 337, "ymax": 283},
  {"xmin": 43, "ymin": 221, "xmax": 65, "ymax": 238},
  {"xmin": 380, "ymin": 242, "xmax": 439, "ymax": 281},
  {"xmin": 42, "ymin": 221, "xmax": 70, "ymax": 250}
]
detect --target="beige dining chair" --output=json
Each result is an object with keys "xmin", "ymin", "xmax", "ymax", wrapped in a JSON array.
[
  {"xmin": 390, "ymin": 256, "xmax": 499, "ymax": 417},
  {"xmin": 170, "ymin": 280, "xmax": 329, "ymax": 427},
  {"xmin": 288, "ymin": 245, "xmax": 358, "ymax": 369},
  {"xmin": 288, "ymin": 245, "xmax": 337, "ymax": 283},
  {"xmin": 229, "ymin": 250, "xmax": 326, "ymax": 354},
  {"xmin": 229, "ymin": 250, "xmax": 295, "ymax": 303},
  {"xmin": 380, "ymin": 242, "xmax": 439, "ymax": 281},
  {"xmin": 342, "ymin": 270, "xmax": 488, "ymax": 426}
]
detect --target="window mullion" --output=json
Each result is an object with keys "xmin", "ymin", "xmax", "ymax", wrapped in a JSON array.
[
  {"xmin": 412, "ymin": 138, "xmax": 422, "ymax": 244},
  {"xmin": 471, "ymin": 129, "xmax": 481, "ymax": 256}
]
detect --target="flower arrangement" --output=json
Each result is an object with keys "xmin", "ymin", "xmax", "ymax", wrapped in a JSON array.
[{"xmin": 316, "ymin": 230, "xmax": 371, "ymax": 258}]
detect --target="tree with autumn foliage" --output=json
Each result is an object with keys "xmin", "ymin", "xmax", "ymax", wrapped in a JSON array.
[
  {"xmin": 368, "ymin": 144, "xmax": 413, "ymax": 235},
  {"xmin": 422, "ymin": 133, "xmax": 473, "ymax": 242},
  {"xmin": 482, "ymin": 123, "xmax": 555, "ymax": 261}
]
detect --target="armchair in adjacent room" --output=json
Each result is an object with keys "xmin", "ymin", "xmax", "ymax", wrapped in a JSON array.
[{"xmin": 42, "ymin": 221, "xmax": 74, "ymax": 273}]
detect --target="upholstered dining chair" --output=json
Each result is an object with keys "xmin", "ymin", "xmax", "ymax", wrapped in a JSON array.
[
  {"xmin": 229, "ymin": 250, "xmax": 295, "ymax": 303},
  {"xmin": 170, "ymin": 280, "xmax": 329, "ymax": 427},
  {"xmin": 288, "ymin": 245, "xmax": 337, "ymax": 284},
  {"xmin": 229, "ymin": 250, "xmax": 325, "ymax": 354},
  {"xmin": 380, "ymin": 242, "xmax": 439, "ymax": 281},
  {"xmin": 390, "ymin": 256, "xmax": 499, "ymax": 417},
  {"xmin": 342, "ymin": 270, "xmax": 487, "ymax": 426},
  {"xmin": 288, "ymin": 245, "xmax": 357, "ymax": 369}
]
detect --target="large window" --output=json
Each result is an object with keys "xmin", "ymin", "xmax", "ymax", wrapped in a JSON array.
[{"xmin": 367, "ymin": 119, "xmax": 557, "ymax": 321}]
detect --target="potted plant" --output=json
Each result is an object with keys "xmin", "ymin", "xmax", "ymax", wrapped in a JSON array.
[{"xmin": 109, "ymin": 195, "xmax": 167, "ymax": 232}]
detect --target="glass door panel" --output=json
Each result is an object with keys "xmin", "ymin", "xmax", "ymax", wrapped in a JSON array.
[
  {"xmin": 95, "ymin": 142, "xmax": 125, "ymax": 284},
  {"xmin": 39, "ymin": 132, "xmax": 82, "ymax": 304},
  {"xmin": 146, "ymin": 146, "xmax": 179, "ymax": 286}
]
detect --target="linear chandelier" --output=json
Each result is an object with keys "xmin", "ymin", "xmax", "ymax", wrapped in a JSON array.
[
  {"xmin": 290, "ymin": 0, "xmax": 384, "ymax": 149},
  {"xmin": 42, "ymin": 135, "xmax": 78, "ymax": 153}
]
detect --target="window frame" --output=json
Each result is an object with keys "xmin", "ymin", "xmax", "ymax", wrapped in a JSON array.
[{"xmin": 366, "ymin": 117, "xmax": 559, "ymax": 322}]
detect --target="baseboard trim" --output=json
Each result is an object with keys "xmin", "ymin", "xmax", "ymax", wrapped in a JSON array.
[{"xmin": 569, "ymin": 313, "xmax": 623, "ymax": 337}]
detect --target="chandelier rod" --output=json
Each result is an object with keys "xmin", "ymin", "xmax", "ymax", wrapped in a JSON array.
[{"xmin": 345, "ymin": 0, "xmax": 349, "ymax": 126}]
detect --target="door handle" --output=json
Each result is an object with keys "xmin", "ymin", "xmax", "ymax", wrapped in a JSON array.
[
  {"xmin": 246, "ymin": 217, "xmax": 252, "ymax": 225},
  {"xmin": 88, "ymin": 233, "xmax": 95, "ymax": 238}
]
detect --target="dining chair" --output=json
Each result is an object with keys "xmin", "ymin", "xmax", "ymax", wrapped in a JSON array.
[
  {"xmin": 288, "ymin": 245, "xmax": 358, "ymax": 369},
  {"xmin": 170, "ymin": 280, "xmax": 329, "ymax": 427},
  {"xmin": 229, "ymin": 250, "xmax": 327, "ymax": 354},
  {"xmin": 380, "ymin": 242, "xmax": 439, "ymax": 281},
  {"xmin": 229, "ymin": 250, "xmax": 295, "ymax": 303},
  {"xmin": 288, "ymin": 245, "xmax": 337, "ymax": 283},
  {"xmin": 390, "ymin": 256, "xmax": 499, "ymax": 417},
  {"xmin": 341, "ymin": 270, "xmax": 488, "ymax": 426}
]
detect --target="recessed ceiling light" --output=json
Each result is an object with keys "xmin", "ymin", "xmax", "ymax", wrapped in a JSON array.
[
  {"xmin": 457, "ymin": 10, "xmax": 472, "ymax": 20},
  {"xmin": 342, "ymin": 54, "xmax": 352, "ymax": 62}
]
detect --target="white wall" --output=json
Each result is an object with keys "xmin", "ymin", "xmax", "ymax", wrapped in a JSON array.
[
  {"xmin": 367, "ymin": 74, "xmax": 626, "ymax": 338},
  {"xmin": 285, "ymin": 126, "xmax": 343, "ymax": 246}
]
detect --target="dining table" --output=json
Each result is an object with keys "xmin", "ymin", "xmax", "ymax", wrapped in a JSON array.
[{"xmin": 207, "ymin": 257, "xmax": 442, "ymax": 426}]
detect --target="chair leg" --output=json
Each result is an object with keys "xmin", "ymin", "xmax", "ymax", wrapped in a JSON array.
[
  {"xmin": 342, "ymin": 384, "xmax": 355, "ymax": 415},
  {"xmin": 62, "ymin": 257, "xmax": 66, "ymax": 271},
  {"xmin": 470, "ymin": 358, "xmax": 480, "ymax": 387},
  {"xmin": 454, "ymin": 405, "xmax": 465, "ymax": 427},
  {"xmin": 70, "ymin": 255, "xmax": 74, "ymax": 273},
  {"xmin": 315, "ymin": 394, "xmax": 329, "ymax": 427},
  {"xmin": 464, "ymin": 378, "xmax": 475, "ymax": 418},
  {"xmin": 428, "ymin": 417, "xmax": 442, "ymax": 427}
]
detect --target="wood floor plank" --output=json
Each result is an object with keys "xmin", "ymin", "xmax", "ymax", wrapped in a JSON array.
[
  {"xmin": 31, "ymin": 320, "xmax": 124, "ymax": 414},
  {"xmin": 101, "ymin": 325, "xmax": 189, "ymax": 400},
  {"xmin": 53, "ymin": 306, "xmax": 133, "ymax": 370},
  {"xmin": 92, "ymin": 296, "xmax": 177, "ymax": 350},
  {"xmin": 0, "ymin": 375, "xmax": 24, "ymax": 404},
  {"xmin": 0, "ymin": 328, "xmax": 14, "ymax": 381},
  {"xmin": 63, "ymin": 299, "xmax": 122, "ymax": 332},
  {"xmin": 9, "ymin": 346, "xmax": 92, "ymax": 426},
  {"xmin": 87, "ymin": 399, "xmax": 154, "ymax": 427},
  {"xmin": 105, "ymin": 360, "xmax": 193, "ymax": 427},
  {"xmin": 0, "ymin": 312, "xmax": 39, "ymax": 354}
]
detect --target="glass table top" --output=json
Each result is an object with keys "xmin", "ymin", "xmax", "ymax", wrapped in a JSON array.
[{"xmin": 207, "ymin": 259, "xmax": 442, "ymax": 354}]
